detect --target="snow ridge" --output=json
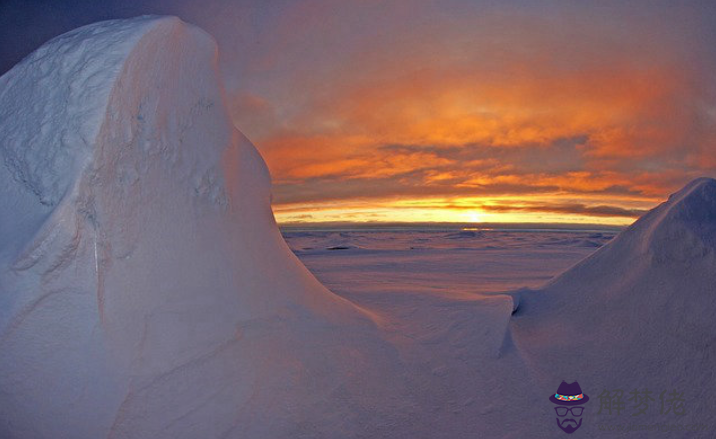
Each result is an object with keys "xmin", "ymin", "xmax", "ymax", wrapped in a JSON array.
[{"xmin": 0, "ymin": 16, "xmax": 400, "ymax": 439}]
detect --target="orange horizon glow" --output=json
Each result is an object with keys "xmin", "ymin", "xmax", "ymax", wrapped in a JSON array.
[{"xmin": 271, "ymin": 193, "xmax": 659, "ymax": 227}]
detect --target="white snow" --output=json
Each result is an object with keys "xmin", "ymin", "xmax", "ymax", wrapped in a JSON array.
[
  {"xmin": 0, "ymin": 16, "xmax": 405, "ymax": 439},
  {"xmin": 507, "ymin": 177, "xmax": 716, "ymax": 436},
  {"xmin": 1, "ymin": 15, "xmax": 714, "ymax": 439}
]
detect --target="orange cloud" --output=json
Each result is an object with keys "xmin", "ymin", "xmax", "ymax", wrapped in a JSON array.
[{"xmin": 223, "ymin": 2, "xmax": 716, "ymax": 224}]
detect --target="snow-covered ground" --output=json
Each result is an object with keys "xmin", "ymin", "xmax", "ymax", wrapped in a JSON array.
[
  {"xmin": 1, "ymin": 15, "xmax": 714, "ymax": 439},
  {"xmin": 284, "ymin": 228, "xmax": 616, "ymax": 297}
]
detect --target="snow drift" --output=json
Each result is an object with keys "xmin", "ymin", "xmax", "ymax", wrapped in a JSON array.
[
  {"xmin": 510, "ymin": 177, "xmax": 716, "ymax": 436},
  {"xmin": 0, "ymin": 16, "xmax": 405, "ymax": 439}
]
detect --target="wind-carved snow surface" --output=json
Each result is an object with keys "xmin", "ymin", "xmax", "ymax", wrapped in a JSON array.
[
  {"xmin": 1, "ymin": 16, "xmax": 715, "ymax": 439},
  {"xmin": 0, "ymin": 16, "xmax": 407, "ymax": 439}
]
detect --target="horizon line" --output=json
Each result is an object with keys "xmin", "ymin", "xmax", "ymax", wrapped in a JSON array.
[{"xmin": 277, "ymin": 220, "xmax": 626, "ymax": 232}]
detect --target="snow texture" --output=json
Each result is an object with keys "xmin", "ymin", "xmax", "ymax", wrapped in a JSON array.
[
  {"xmin": 1, "ymin": 15, "xmax": 715, "ymax": 439},
  {"xmin": 0, "ymin": 16, "xmax": 405, "ymax": 439}
]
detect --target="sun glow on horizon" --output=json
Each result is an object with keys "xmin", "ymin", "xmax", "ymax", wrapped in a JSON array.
[
  {"xmin": 271, "ymin": 193, "xmax": 656, "ymax": 227},
  {"xmin": 466, "ymin": 210, "xmax": 484, "ymax": 224}
]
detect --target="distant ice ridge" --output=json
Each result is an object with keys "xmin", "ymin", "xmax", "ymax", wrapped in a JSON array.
[{"xmin": 0, "ymin": 16, "xmax": 405, "ymax": 439}]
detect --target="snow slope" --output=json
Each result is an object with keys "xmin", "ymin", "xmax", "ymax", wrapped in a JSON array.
[
  {"xmin": 509, "ymin": 177, "xmax": 716, "ymax": 437},
  {"xmin": 0, "ymin": 16, "xmax": 407, "ymax": 439}
]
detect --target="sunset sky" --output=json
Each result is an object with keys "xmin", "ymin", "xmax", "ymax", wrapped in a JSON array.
[{"xmin": 2, "ymin": 1, "xmax": 715, "ymax": 225}]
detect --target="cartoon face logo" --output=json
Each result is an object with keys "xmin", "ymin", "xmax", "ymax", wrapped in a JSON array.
[{"xmin": 549, "ymin": 381, "xmax": 589, "ymax": 434}]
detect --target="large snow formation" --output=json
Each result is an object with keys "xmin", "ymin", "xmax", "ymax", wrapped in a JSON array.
[{"xmin": 0, "ymin": 16, "xmax": 405, "ymax": 439}]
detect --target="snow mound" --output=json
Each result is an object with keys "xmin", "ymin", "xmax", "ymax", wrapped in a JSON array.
[
  {"xmin": 0, "ymin": 16, "xmax": 405, "ymax": 439},
  {"xmin": 510, "ymin": 177, "xmax": 716, "ymax": 436}
]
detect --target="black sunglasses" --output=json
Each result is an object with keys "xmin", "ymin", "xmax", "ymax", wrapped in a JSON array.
[{"xmin": 555, "ymin": 407, "xmax": 584, "ymax": 417}]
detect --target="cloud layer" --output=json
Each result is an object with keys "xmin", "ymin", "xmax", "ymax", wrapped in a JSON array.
[{"xmin": 231, "ymin": 1, "xmax": 716, "ymax": 224}]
